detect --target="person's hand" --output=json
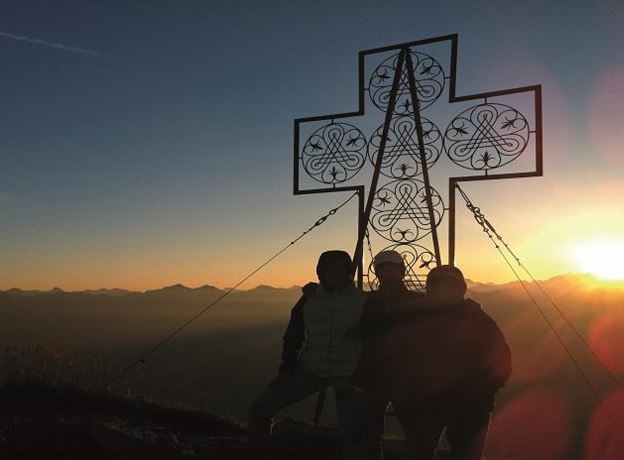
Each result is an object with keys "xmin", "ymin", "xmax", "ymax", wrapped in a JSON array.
[{"xmin": 302, "ymin": 282, "xmax": 318, "ymax": 297}]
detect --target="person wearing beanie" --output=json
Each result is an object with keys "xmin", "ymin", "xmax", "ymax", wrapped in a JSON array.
[
  {"xmin": 248, "ymin": 250, "xmax": 368, "ymax": 459},
  {"xmin": 383, "ymin": 264, "xmax": 511, "ymax": 460}
]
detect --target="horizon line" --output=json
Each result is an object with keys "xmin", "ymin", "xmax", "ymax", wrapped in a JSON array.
[{"xmin": 2, "ymin": 272, "xmax": 616, "ymax": 294}]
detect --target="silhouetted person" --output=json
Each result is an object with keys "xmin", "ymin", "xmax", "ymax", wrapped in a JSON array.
[
  {"xmin": 383, "ymin": 265, "xmax": 511, "ymax": 460},
  {"xmin": 353, "ymin": 250, "xmax": 426, "ymax": 460},
  {"xmin": 248, "ymin": 250, "xmax": 367, "ymax": 459}
]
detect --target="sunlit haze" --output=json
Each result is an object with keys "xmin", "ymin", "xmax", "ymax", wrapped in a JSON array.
[{"xmin": 572, "ymin": 240, "xmax": 624, "ymax": 281}]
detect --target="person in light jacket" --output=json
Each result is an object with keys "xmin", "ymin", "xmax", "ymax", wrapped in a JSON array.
[{"xmin": 248, "ymin": 250, "xmax": 367, "ymax": 459}]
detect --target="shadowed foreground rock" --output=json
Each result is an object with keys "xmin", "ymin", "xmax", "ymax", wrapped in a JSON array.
[{"xmin": 0, "ymin": 383, "xmax": 430, "ymax": 460}]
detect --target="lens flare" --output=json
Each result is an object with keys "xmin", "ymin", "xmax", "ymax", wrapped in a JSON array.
[
  {"xmin": 585, "ymin": 390, "xmax": 624, "ymax": 460},
  {"xmin": 488, "ymin": 389, "xmax": 572, "ymax": 460}
]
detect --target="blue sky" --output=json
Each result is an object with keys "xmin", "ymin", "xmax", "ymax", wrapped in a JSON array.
[{"xmin": 2, "ymin": 0, "xmax": 623, "ymax": 289}]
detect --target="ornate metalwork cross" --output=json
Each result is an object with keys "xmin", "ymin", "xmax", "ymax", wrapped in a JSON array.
[{"xmin": 294, "ymin": 34, "xmax": 542, "ymax": 290}]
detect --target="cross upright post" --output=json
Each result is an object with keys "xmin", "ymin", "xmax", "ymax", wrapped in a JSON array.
[
  {"xmin": 353, "ymin": 49, "xmax": 406, "ymax": 278},
  {"xmin": 404, "ymin": 49, "xmax": 442, "ymax": 266}
]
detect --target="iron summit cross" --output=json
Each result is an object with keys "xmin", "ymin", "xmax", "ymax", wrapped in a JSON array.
[{"xmin": 294, "ymin": 35, "xmax": 542, "ymax": 290}]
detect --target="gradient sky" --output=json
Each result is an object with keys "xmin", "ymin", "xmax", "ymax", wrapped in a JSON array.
[{"xmin": 2, "ymin": 0, "xmax": 623, "ymax": 290}]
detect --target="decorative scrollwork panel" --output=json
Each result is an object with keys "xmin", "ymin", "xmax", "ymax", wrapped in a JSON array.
[
  {"xmin": 368, "ymin": 51, "xmax": 445, "ymax": 114},
  {"xmin": 443, "ymin": 103, "xmax": 530, "ymax": 171},
  {"xmin": 368, "ymin": 115, "xmax": 442, "ymax": 179},
  {"xmin": 371, "ymin": 178, "xmax": 444, "ymax": 243},
  {"xmin": 301, "ymin": 122, "xmax": 368, "ymax": 185}
]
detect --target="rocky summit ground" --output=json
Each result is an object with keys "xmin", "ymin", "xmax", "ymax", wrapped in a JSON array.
[{"xmin": 0, "ymin": 383, "xmax": 418, "ymax": 460}]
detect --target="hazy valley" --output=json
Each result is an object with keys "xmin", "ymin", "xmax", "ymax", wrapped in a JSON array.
[{"xmin": 1, "ymin": 274, "xmax": 623, "ymax": 459}]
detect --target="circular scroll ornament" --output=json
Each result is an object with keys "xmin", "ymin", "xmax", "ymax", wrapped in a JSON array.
[
  {"xmin": 301, "ymin": 122, "xmax": 367, "ymax": 185},
  {"xmin": 443, "ymin": 103, "xmax": 530, "ymax": 171},
  {"xmin": 370, "ymin": 178, "xmax": 444, "ymax": 243},
  {"xmin": 368, "ymin": 51, "xmax": 445, "ymax": 114},
  {"xmin": 368, "ymin": 115, "xmax": 442, "ymax": 179},
  {"xmin": 367, "ymin": 243, "xmax": 435, "ymax": 292}
]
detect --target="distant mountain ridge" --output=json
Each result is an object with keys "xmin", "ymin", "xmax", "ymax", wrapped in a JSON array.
[
  {"xmin": 467, "ymin": 272, "xmax": 624, "ymax": 293},
  {"xmin": 1, "ymin": 283, "xmax": 301, "ymax": 298},
  {"xmin": 3, "ymin": 272, "xmax": 622, "ymax": 298}
]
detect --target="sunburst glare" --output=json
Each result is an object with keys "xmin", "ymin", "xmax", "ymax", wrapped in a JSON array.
[{"xmin": 572, "ymin": 239, "xmax": 624, "ymax": 280}]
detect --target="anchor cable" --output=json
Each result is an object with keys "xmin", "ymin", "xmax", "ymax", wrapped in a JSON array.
[
  {"xmin": 457, "ymin": 185, "xmax": 623, "ymax": 390},
  {"xmin": 456, "ymin": 184, "xmax": 624, "ymax": 437},
  {"xmin": 106, "ymin": 191, "xmax": 359, "ymax": 388}
]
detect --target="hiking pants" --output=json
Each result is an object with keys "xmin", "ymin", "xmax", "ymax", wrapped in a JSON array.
[
  {"xmin": 394, "ymin": 406, "xmax": 491, "ymax": 460},
  {"xmin": 248, "ymin": 370, "xmax": 367, "ymax": 460}
]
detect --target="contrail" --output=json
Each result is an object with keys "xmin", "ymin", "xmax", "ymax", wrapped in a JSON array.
[{"xmin": 0, "ymin": 31, "xmax": 108, "ymax": 58}]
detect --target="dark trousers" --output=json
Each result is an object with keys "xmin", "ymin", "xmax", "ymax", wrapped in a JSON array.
[
  {"xmin": 394, "ymin": 405, "xmax": 491, "ymax": 460},
  {"xmin": 248, "ymin": 370, "xmax": 367, "ymax": 460},
  {"xmin": 364, "ymin": 396, "xmax": 388, "ymax": 460}
]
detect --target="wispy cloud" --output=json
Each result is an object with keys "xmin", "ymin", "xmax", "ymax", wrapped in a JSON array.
[{"xmin": 0, "ymin": 31, "xmax": 108, "ymax": 58}]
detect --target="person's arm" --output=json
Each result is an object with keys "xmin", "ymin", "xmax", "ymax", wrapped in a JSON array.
[
  {"xmin": 464, "ymin": 300, "xmax": 511, "ymax": 390},
  {"xmin": 278, "ymin": 295, "xmax": 307, "ymax": 375},
  {"xmin": 359, "ymin": 293, "xmax": 386, "ymax": 338},
  {"xmin": 489, "ymin": 321, "xmax": 512, "ymax": 388},
  {"xmin": 482, "ymin": 313, "xmax": 512, "ymax": 389}
]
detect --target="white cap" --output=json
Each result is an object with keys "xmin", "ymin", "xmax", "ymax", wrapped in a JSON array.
[{"xmin": 372, "ymin": 250, "xmax": 405, "ymax": 268}]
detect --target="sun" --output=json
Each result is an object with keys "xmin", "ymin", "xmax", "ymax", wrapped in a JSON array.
[{"xmin": 572, "ymin": 239, "xmax": 624, "ymax": 280}]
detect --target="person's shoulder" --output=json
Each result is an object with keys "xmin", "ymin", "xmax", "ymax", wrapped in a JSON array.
[
  {"xmin": 462, "ymin": 298, "xmax": 482, "ymax": 312},
  {"xmin": 410, "ymin": 291, "xmax": 427, "ymax": 305},
  {"xmin": 461, "ymin": 298, "xmax": 501, "ymax": 327},
  {"xmin": 365, "ymin": 290, "xmax": 383, "ymax": 300},
  {"xmin": 342, "ymin": 283, "xmax": 367, "ymax": 300},
  {"xmin": 461, "ymin": 298, "xmax": 493, "ymax": 319},
  {"xmin": 301, "ymin": 281, "xmax": 318, "ymax": 298}
]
